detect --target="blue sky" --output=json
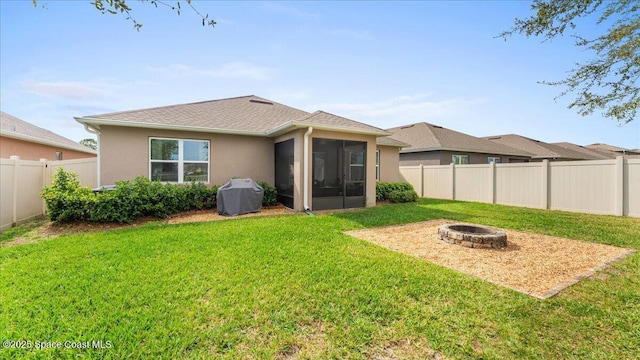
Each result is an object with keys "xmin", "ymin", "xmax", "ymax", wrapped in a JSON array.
[{"xmin": 1, "ymin": 0, "xmax": 638, "ymax": 149}]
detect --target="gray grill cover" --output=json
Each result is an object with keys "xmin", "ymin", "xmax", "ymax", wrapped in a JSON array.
[{"xmin": 216, "ymin": 179, "xmax": 264, "ymax": 216}]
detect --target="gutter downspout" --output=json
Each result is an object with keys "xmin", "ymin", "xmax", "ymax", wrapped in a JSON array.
[
  {"xmin": 303, "ymin": 127, "xmax": 313, "ymax": 212},
  {"xmin": 83, "ymin": 123, "xmax": 101, "ymax": 187}
]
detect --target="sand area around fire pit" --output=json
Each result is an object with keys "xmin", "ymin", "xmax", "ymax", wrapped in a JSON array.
[{"xmin": 345, "ymin": 220, "xmax": 635, "ymax": 298}]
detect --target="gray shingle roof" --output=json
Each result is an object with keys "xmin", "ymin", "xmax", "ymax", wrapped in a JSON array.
[
  {"xmin": 293, "ymin": 111, "xmax": 387, "ymax": 134},
  {"xmin": 551, "ymin": 142, "xmax": 613, "ymax": 159},
  {"xmin": 76, "ymin": 95, "xmax": 389, "ymax": 136},
  {"xmin": 387, "ymin": 122, "xmax": 531, "ymax": 156},
  {"xmin": 586, "ymin": 143, "xmax": 640, "ymax": 155},
  {"xmin": 484, "ymin": 134, "xmax": 600, "ymax": 160},
  {"xmin": 78, "ymin": 95, "xmax": 309, "ymax": 134},
  {"xmin": 1, "ymin": 111, "xmax": 96, "ymax": 154},
  {"xmin": 376, "ymin": 136, "xmax": 410, "ymax": 147}
]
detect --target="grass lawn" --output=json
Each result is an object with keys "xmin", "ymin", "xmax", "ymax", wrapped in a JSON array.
[{"xmin": 1, "ymin": 199, "xmax": 639, "ymax": 359}]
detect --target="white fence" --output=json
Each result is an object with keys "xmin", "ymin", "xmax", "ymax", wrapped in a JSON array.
[
  {"xmin": 1, "ymin": 156, "xmax": 97, "ymax": 231},
  {"xmin": 400, "ymin": 157, "xmax": 640, "ymax": 218}
]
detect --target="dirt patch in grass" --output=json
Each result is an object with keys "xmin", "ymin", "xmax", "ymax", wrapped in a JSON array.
[
  {"xmin": 345, "ymin": 220, "xmax": 636, "ymax": 299},
  {"xmin": 167, "ymin": 204, "xmax": 296, "ymax": 225},
  {"xmin": 1, "ymin": 205, "xmax": 296, "ymax": 247}
]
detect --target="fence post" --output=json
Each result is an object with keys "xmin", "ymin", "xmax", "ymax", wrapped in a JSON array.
[
  {"xmin": 10, "ymin": 156, "xmax": 20, "ymax": 226},
  {"xmin": 419, "ymin": 164, "xmax": 424, "ymax": 197},
  {"xmin": 40, "ymin": 159, "xmax": 48, "ymax": 215},
  {"xmin": 489, "ymin": 161, "xmax": 496, "ymax": 204},
  {"xmin": 542, "ymin": 160, "xmax": 549, "ymax": 209},
  {"xmin": 450, "ymin": 162, "xmax": 455, "ymax": 200},
  {"xmin": 615, "ymin": 156, "xmax": 624, "ymax": 216}
]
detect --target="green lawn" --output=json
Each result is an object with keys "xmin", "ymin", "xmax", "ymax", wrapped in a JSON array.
[{"xmin": 1, "ymin": 199, "xmax": 639, "ymax": 359}]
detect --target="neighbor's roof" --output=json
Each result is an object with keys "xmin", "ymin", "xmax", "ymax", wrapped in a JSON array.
[
  {"xmin": 483, "ymin": 134, "xmax": 598, "ymax": 160},
  {"xmin": 551, "ymin": 142, "xmax": 614, "ymax": 160},
  {"xmin": 386, "ymin": 122, "xmax": 531, "ymax": 157},
  {"xmin": 76, "ymin": 95, "xmax": 389, "ymax": 137},
  {"xmin": 0, "ymin": 111, "xmax": 96, "ymax": 154},
  {"xmin": 585, "ymin": 143, "xmax": 627, "ymax": 153},
  {"xmin": 586, "ymin": 143, "xmax": 640, "ymax": 155}
]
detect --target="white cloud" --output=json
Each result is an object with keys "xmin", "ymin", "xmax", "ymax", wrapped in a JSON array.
[
  {"xmin": 21, "ymin": 80, "xmax": 112, "ymax": 101},
  {"xmin": 148, "ymin": 62, "xmax": 275, "ymax": 81},
  {"xmin": 317, "ymin": 94, "xmax": 483, "ymax": 118}
]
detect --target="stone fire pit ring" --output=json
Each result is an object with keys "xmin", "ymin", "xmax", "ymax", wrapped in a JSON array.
[{"xmin": 437, "ymin": 224, "xmax": 507, "ymax": 249}]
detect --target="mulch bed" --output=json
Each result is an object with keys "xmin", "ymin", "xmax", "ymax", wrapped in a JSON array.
[{"xmin": 345, "ymin": 220, "xmax": 636, "ymax": 299}]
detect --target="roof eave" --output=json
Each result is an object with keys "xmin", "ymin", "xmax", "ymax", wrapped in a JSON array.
[
  {"xmin": 0, "ymin": 129, "xmax": 97, "ymax": 155},
  {"xmin": 267, "ymin": 121, "xmax": 391, "ymax": 137},
  {"xmin": 75, "ymin": 117, "xmax": 268, "ymax": 137}
]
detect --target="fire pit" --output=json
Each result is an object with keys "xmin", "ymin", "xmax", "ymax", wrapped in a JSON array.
[{"xmin": 437, "ymin": 224, "xmax": 507, "ymax": 249}]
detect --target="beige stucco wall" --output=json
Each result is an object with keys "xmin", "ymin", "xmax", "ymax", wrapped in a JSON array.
[
  {"xmin": 274, "ymin": 129, "xmax": 305, "ymax": 211},
  {"xmin": 100, "ymin": 125, "xmax": 394, "ymax": 211},
  {"xmin": 309, "ymin": 130, "xmax": 378, "ymax": 209},
  {"xmin": 377, "ymin": 145, "xmax": 404, "ymax": 182},
  {"xmin": 99, "ymin": 126, "xmax": 274, "ymax": 186},
  {"xmin": 0, "ymin": 136, "xmax": 96, "ymax": 161}
]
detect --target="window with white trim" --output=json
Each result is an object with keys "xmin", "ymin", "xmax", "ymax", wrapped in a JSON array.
[
  {"xmin": 55, "ymin": 151, "xmax": 62, "ymax": 160},
  {"xmin": 149, "ymin": 138, "xmax": 209, "ymax": 183},
  {"xmin": 375, "ymin": 150, "xmax": 380, "ymax": 181},
  {"xmin": 488, "ymin": 157, "xmax": 501, "ymax": 164},
  {"xmin": 451, "ymin": 154, "xmax": 468, "ymax": 165}
]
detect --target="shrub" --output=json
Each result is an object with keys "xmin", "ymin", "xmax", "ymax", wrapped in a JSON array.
[
  {"xmin": 41, "ymin": 169, "xmax": 94, "ymax": 223},
  {"xmin": 257, "ymin": 181, "xmax": 277, "ymax": 206},
  {"xmin": 184, "ymin": 182, "xmax": 218, "ymax": 210},
  {"xmin": 376, "ymin": 182, "xmax": 415, "ymax": 201},
  {"xmin": 387, "ymin": 189, "xmax": 418, "ymax": 203},
  {"xmin": 42, "ymin": 169, "xmax": 219, "ymax": 224}
]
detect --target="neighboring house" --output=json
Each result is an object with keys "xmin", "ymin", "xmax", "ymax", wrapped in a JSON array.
[
  {"xmin": 585, "ymin": 143, "xmax": 640, "ymax": 157},
  {"xmin": 75, "ymin": 95, "xmax": 405, "ymax": 211},
  {"xmin": 386, "ymin": 122, "xmax": 531, "ymax": 166},
  {"xmin": 551, "ymin": 142, "xmax": 614, "ymax": 160},
  {"xmin": 0, "ymin": 111, "xmax": 96, "ymax": 161},
  {"xmin": 484, "ymin": 134, "xmax": 602, "ymax": 161}
]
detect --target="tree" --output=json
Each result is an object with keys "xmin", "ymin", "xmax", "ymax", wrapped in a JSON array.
[
  {"xmin": 80, "ymin": 138, "xmax": 97, "ymax": 150},
  {"xmin": 32, "ymin": 0, "xmax": 216, "ymax": 31},
  {"xmin": 501, "ymin": 0, "xmax": 639, "ymax": 124}
]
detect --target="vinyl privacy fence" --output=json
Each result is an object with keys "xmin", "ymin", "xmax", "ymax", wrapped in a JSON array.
[
  {"xmin": 1, "ymin": 156, "xmax": 97, "ymax": 231},
  {"xmin": 400, "ymin": 157, "xmax": 640, "ymax": 218}
]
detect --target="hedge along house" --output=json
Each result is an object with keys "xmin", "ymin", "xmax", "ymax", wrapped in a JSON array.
[{"xmin": 75, "ymin": 95, "xmax": 405, "ymax": 211}]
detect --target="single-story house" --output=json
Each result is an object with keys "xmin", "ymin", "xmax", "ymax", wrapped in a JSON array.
[
  {"xmin": 386, "ymin": 122, "xmax": 531, "ymax": 166},
  {"xmin": 75, "ymin": 95, "xmax": 406, "ymax": 211},
  {"xmin": 1, "ymin": 111, "xmax": 97, "ymax": 161},
  {"xmin": 551, "ymin": 142, "xmax": 614, "ymax": 160},
  {"xmin": 484, "ymin": 134, "xmax": 608, "ymax": 161},
  {"xmin": 585, "ymin": 143, "xmax": 640, "ymax": 157}
]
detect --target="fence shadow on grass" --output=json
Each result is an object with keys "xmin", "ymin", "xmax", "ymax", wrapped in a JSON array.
[{"xmin": 332, "ymin": 199, "xmax": 472, "ymax": 229}]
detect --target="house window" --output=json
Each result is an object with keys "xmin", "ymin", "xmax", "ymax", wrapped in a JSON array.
[
  {"xmin": 375, "ymin": 150, "xmax": 380, "ymax": 181},
  {"xmin": 55, "ymin": 151, "xmax": 62, "ymax": 160},
  {"xmin": 488, "ymin": 157, "xmax": 501, "ymax": 164},
  {"xmin": 149, "ymin": 137, "xmax": 209, "ymax": 183},
  {"xmin": 348, "ymin": 151, "xmax": 365, "ymax": 181},
  {"xmin": 452, "ymin": 155, "xmax": 468, "ymax": 165}
]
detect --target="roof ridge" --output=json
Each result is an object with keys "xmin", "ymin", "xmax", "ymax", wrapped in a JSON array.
[{"xmin": 85, "ymin": 95, "xmax": 260, "ymax": 118}]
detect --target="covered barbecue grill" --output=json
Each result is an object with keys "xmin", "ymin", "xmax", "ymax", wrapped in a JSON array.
[{"xmin": 216, "ymin": 178, "xmax": 264, "ymax": 216}]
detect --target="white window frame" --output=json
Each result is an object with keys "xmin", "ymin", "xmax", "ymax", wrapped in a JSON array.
[
  {"xmin": 452, "ymin": 154, "xmax": 469, "ymax": 165},
  {"xmin": 488, "ymin": 157, "xmax": 501, "ymax": 164},
  {"xmin": 375, "ymin": 150, "xmax": 380, "ymax": 181},
  {"xmin": 55, "ymin": 151, "xmax": 62, "ymax": 161},
  {"xmin": 149, "ymin": 137, "xmax": 210, "ymax": 183}
]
